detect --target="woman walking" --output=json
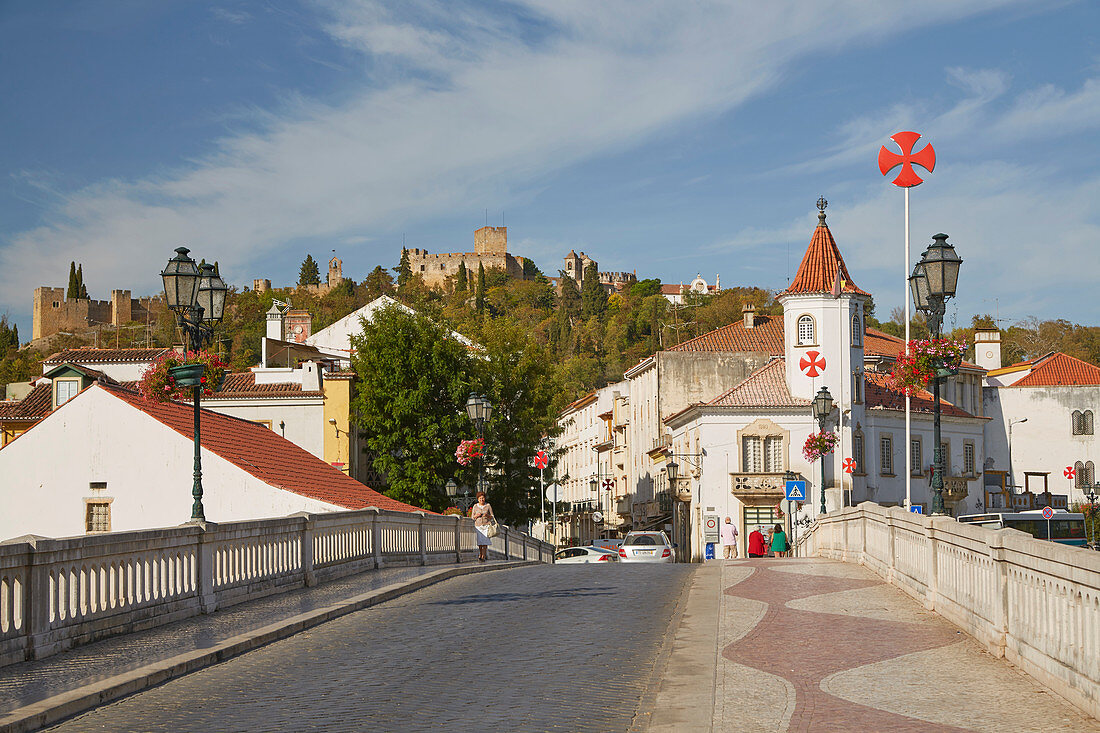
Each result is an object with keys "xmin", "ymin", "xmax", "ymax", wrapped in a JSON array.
[
  {"xmin": 471, "ymin": 491, "xmax": 496, "ymax": 562},
  {"xmin": 770, "ymin": 523, "xmax": 789, "ymax": 558}
]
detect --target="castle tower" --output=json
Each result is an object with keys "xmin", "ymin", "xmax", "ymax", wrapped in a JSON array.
[
  {"xmin": 564, "ymin": 250, "xmax": 583, "ymax": 281},
  {"xmin": 777, "ymin": 199, "xmax": 870, "ymax": 404},
  {"xmin": 474, "ymin": 226, "xmax": 507, "ymax": 256},
  {"xmin": 327, "ymin": 257, "xmax": 343, "ymax": 288}
]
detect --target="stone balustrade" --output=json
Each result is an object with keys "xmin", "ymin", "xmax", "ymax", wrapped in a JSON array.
[
  {"xmin": 0, "ymin": 509, "xmax": 552, "ymax": 668},
  {"xmin": 798, "ymin": 502, "xmax": 1100, "ymax": 719}
]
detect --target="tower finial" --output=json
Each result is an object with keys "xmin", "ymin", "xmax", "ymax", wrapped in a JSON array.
[{"xmin": 816, "ymin": 196, "xmax": 828, "ymax": 224}]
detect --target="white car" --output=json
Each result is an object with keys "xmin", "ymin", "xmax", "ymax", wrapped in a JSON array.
[
  {"xmin": 617, "ymin": 531, "xmax": 674, "ymax": 563},
  {"xmin": 554, "ymin": 546, "xmax": 620, "ymax": 564}
]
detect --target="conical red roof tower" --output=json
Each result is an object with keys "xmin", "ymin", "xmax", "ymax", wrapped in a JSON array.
[{"xmin": 783, "ymin": 199, "xmax": 869, "ymax": 297}]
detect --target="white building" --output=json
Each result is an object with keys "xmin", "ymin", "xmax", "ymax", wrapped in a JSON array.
[
  {"xmin": 0, "ymin": 381, "xmax": 422, "ymax": 541},
  {"xmin": 980, "ymin": 337, "xmax": 1100, "ymax": 507}
]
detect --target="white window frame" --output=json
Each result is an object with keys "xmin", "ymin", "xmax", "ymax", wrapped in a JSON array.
[
  {"xmin": 910, "ymin": 438, "xmax": 923, "ymax": 476},
  {"xmin": 851, "ymin": 313, "xmax": 862, "ymax": 347},
  {"xmin": 796, "ymin": 314, "xmax": 816, "ymax": 346},
  {"xmin": 963, "ymin": 442, "xmax": 976, "ymax": 477},
  {"xmin": 880, "ymin": 435, "xmax": 894, "ymax": 476},
  {"xmin": 852, "ymin": 431, "xmax": 865, "ymax": 475},
  {"xmin": 84, "ymin": 498, "xmax": 113, "ymax": 534},
  {"xmin": 55, "ymin": 379, "xmax": 80, "ymax": 408}
]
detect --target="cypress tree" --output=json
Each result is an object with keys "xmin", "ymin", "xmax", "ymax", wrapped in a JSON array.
[
  {"xmin": 395, "ymin": 248, "xmax": 412, "ymax": 289},
  {"xmin": 581, "ymin": 263, "xmax": 606, "ymax": 318},
  {"xmin": 456, "ymin": 261, "xmax": 468, "ymax": 292},
  {"xmin": 476, "ymin": 263, "xmax": 486, "ymax": 313},
  {"xmin": 298, "ymin": 255, "xmax": 321, "ymax": 286},
  {"xmin": 76, "ymin": 264, "xmax": 88, "ymax": 299},
  {"xmin": 67, "ymin": 262, "xmax": 78, "ymax": 299}
]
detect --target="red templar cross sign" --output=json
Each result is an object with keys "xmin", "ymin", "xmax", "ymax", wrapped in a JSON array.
[
  {"xmin": 878, "ymin": 131, "xmax": 936, "ymax": 187},
  {"xmin": 800, "ymin": 351, "xmax": 826, "ymax": 377}
]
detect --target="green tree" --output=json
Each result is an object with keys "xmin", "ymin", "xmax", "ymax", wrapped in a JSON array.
[
  {"xmin": 349, "ymin": 305, "xmax": 476, "ymax": 511},
  {"xmin": 456, "ymin": 261, "xmax": 468, "ymax": 292},
  {"xmin": 395, "ymin": 248, "xmax": 412, "ymax": 290},
  {"xmin": 629, "ymin": 278, "xmax": 662, "ymax": 298},
  {"xmin": 558, "ymin": 271, "xmax": 582, "ymax": 316},
  {"xmin": 66, "ymin": 262, "xmax": 78, "ymax": 298},
  {"xmin": 298, "ymin": 255, "xmax": 321, "ymax": 286},
  {"xmin": 581, "ymin": 263, "xmax": 606, "ymax": 318},
  {"xmin": 476, "ymin": 263, "xmax": 486, "ymax": 313},
  {"xmin": 76, "ymin": 264, "xmax": 87, "ymax": 298},
  {"xmin": 363, "ymin": 265, "xmax": 394, "ymax": 300}
]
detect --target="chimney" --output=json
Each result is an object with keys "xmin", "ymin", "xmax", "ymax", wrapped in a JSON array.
[
  {"xmin": 742, "ymin": 303, "xmax": 756, "ymax": 329},
  {"xmin": 301, "ymin": 361, "xmax": 321, "ymax": 392},
  {"xmin": 266, "ymin": 303, "xmax": 285, "ymax": 341},
  {"xmin": 974, "ymin": 329, "xmax": 1001, "ymax": 371}
]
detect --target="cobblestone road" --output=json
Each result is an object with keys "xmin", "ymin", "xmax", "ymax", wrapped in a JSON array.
[{"xmin": 45, "ymin": 564, "xmax": 694, "ymax": 733}]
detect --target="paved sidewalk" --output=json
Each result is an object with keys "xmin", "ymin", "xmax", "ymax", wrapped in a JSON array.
[
  {"xmin": 0, "ymin": 560, "xmax": 531, "ymax": 732},
  {"xmin": 648, "ymin": 558, "xmax": 1100, "ymax": 732}
]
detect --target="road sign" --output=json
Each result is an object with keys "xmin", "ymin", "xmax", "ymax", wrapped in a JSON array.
[
  {"xmin": 1042, "ymin": 506, "xmax": 1054, "ymax": 520},
  {"xmin": 842, "ymin": 458, "xmax": 856, "ymax": 474},
  {"xmin": 544, "ymin": 483, "xmax": 560, "ymax": 503},
  {"xmin": 703, "ymin": 514, "xmax": 720, "ymax": 543},
  {"xmin": 784, "ymin": 480, "xmax": 807, "ymax": 501},
  {"xmin": 910, "ymin": 505, "xmax": 923, "ymax": 514},
  {"xmin": 1064, "ymin": 466, "xmax": 1076, "ymax": 480},
  {"xmin": 534, "ymin": 450, "xmax": 548, "ymax": 470}
]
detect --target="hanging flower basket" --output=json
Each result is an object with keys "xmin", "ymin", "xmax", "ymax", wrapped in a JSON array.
[
  {"xmin": 889, "ymin": 338, "xmax": 967, "ymax": 396},
  {"xmin": 803, "ymin": 431, "xmax": 839, "ymax": 462},
  {"xmin": 455, "ymin": 438, "xmax": 484, "ymax": 466},
  {"xmin": 138, "ymin": 350, "xmax": 228, "ymax": 403},
  {"xmin": 441, "ymin": 507, "xmax": 463, "ymax": 517}
]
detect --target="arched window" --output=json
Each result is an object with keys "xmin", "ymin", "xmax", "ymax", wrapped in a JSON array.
[
  {"xmin": 1084, "ymin": 410, "xmax": 1095, "ymax": 436},
  {"xmin": 1072, "ymin": 410, "xmax": 1084, "ymax": 435},
  {"xmin": 851, "ymin": 314, "xmax": 862, "ymax": 347},
  {"xmin": 1085, "ymin": 461, "xmax": 1096, "ymax": 487},
  {"xmin": 1075, "ymin": 460, "xmax": 1086, "ymax": 489},
  {"xmin": 797, "ymin": 315, "xmax": 815, "ymax": 345}
]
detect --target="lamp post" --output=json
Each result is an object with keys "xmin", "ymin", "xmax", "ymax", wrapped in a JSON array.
[
  {"xmin": 465, "ymin": 393, "xmax": 493, "ymax": 496},
  {"xmin": 446, "ymin": 479, "xmax": 476, "ymax": 513},
  {"xmin": 812, "ymin": 386, "xmax": 834, "ymax": 515},
  {"xmin": 160, "ymin": 247, "xmax": 227, "ymax": 521},
  {"xmin": 908, "ymin": 233, "xmax": 963, "ymax": 516}
]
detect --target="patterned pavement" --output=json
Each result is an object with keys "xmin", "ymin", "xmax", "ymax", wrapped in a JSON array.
[{"xmin": 713, "ymin": 558, "xmax": 1100, "ymax": 732}]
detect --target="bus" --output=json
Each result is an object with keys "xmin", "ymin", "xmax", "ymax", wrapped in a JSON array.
[{"xmin": 957, "ymin": 511, "xmax": 1088, "ymax": 547}]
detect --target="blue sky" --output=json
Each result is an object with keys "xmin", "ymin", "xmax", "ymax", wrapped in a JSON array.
[{"xmin": 2, "ymin": 1, "xmax": 1099, "ymax": 338}]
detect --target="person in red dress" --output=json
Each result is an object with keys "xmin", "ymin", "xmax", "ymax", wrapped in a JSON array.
[{"xmin": 747, "ymin": 526, "xmax": 768, "ymax": 558}]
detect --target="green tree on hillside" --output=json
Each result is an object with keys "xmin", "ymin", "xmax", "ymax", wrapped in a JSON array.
[
  {"xmin": 67, "ymin": 262, "xmax": 79, "ymax": 298},
  {"xmin": 298, "ymin": 255, "xmax": 321, "ymax": 286},
  {"xmin": 395, "ymin": 248, "xmax": 412, "ymax": 290},
  {"xmin": 476, "ymin": 263, "xmax": 486, "ymax": 313},
  {"xmin": 456, "ymin": 261, "xmax": 468, "ymax": 292},
  {"xmin": 581, "ymin": 263, "xmax": 606, "ymax": 318},
  {"xmin": 363, "ymin": 265, "xmax": 394, "ymax": 300},
  {"xmin": 76, "ymin": 264, "xmax": 88, "ymax": 298}
]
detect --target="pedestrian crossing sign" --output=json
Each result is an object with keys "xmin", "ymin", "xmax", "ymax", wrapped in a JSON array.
[{"xmin": 784, "ymin": 480, "xmax": 807, "ymax": 501}]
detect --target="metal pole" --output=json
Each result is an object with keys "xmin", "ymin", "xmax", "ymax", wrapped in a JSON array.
[
  {"xmin": 187, "ymin": 319, "xmax": 206, "ymax": 522},
  {"xmin": 904, "ymin": 186, "xmax": 912, "ymax": 511},
  {"xmin": 819, "ymin": 415, "xmax": 828, "ymax": 515},
  {"xmin": 540, "ymin": 468, "xmax": 545, "ymax": 541},
  {"xmin": 929, "ymin": 300, "xmax": 945, "ymax": 516}
]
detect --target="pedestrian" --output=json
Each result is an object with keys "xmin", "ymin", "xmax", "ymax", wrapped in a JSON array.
[
  {"xmin": 719, "ymin": 516, "xmax": 739, "ymax": 559},
  {"xmin": 747, "ymin": 526, "xmax": 768, "ymax": 558},
  {"xmin": 770, "ymin": 523, "xmax": 789, "ymax": 558},
  {"xmin": 470, "ymin": 491, "xmax": 496, "ymax": 562}
]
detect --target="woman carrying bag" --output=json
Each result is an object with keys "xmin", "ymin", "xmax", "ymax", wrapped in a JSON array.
[{"xmin": 471, "ymin": 491, "xmax": 497, "ymax": 562}]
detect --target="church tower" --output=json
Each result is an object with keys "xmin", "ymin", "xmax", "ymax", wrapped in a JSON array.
[{"xmin": 778, "ymin": 198, "xmax": 869, "ymax": 404}]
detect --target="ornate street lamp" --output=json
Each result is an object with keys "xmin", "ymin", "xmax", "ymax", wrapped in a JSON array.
[
  {"xmin": 665, "ymin": 459, "xmax": 679, "ymax": 484},
  {"xmin": 446, "ymin": 478, "xmax": 476, "ymax": 513},
  {"xmin": 908, "ymin": 234, "xmax": 963, "ymax": 515},
  {"xmin": 812, "ymin": 386, "xmax": 834, "ymax": 515},
  {"xmin": 465, "ymin": 392, "xmax": 493, "ymax": 498},
  {"xmin": 161, "ymin": 248, "xmax": 227, "ymax": 522}
]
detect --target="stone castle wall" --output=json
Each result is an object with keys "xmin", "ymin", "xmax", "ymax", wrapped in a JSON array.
[
  {"xmin": 407, "ymin": 226, "xmax": 527, "ymax": 289},
  {"xmin": 32, "ymin": 287, "xmax": 157, "ymax": 341}
]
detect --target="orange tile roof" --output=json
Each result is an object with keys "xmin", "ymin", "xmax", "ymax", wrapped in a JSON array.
[
  {"xmin": 864, "ymin": 372, "xmax": 978, "ymax": 418},
  {"xmin": 1010, "ymin": 352, "xmax": 1100, "ymax": 387},
  {"xmin": 863, "ymin": 327, "xmax": 904, "ymax": 357},
  {"xmin": 0, "ymin": 383, "xmax": 52, "ymax": 420},
  {"xmin": 203, "ymin": 372, "xmax": 324, "ymax": 399},
  {"xmin": 667, "ymin": 315, "xmax": 784, "ymax": 354},
  {"xmin": 782, "ymin": 213, "xmax": 869, "ymax": 297},
  {"xmin": 103, "ymin": 384, "xmax": 425, "ymax": 513},
  {"xmin": 43, "ymin": 348, "xmax": 169, "ymax": 365},
  {"xmin": 707, "ymin": 359, "xmax": 810, "ymax": 408}
]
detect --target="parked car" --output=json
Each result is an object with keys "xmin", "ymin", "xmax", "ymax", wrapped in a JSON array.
[
  {"xmin": 554, "ymin": 546, "xmax": 620, "ymax": 564},
  {"xmin": 617, "ymin": 531, "xmax": 674, "ymax": 563}
]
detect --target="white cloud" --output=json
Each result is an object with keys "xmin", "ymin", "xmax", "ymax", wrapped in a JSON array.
[{"xmin": 0, "ymin": 0, "xmax": 1034, "ymax": 320}]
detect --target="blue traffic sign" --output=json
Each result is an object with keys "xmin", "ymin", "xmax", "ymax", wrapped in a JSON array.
[
  {"xmin": 910, "ymin": 505, "xmax": 923, "ymax": 514},
  {"xmin": 784, "ymin": 480, "xmax": 807, "ymax": 501}
]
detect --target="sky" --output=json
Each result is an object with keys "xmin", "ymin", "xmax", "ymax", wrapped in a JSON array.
[{"xmin": 2, "ymin": 0, "xmax": 1099, "ymax": 339}]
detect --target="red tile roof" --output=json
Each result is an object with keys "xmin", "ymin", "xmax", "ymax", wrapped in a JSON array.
[
  {"xmin": 661, "ymin": 284, "xmax": 683, "ymax": 295},
  {"xmin": 203, "ymin": 372, "xmax": 324, "ymax": 399},
  {"xmin": 782, "ymin": 213, "xmax": 869, "ymax": 297},
  {"xmin": 707, "ymin": 359, "xmax": 810, "ymax": 408},
  {"xmin": 863, "ymin": 327, "xmax": 904, "ymax": 357},
  {"xmin": 667, "ymin": 315, "xmax": 784, "ymax": 354},
  {"xmin": 864, "ymin": 372, "xmax": 978, "ymax": 418},
  {"xmin": 43, "ymin": 348, "xmax": 169, "ymax": 365},
  {"xmin": 103, "ymin": 384, "xmax": 425, "ymax": 513},
  {"xmin": 0, "ymin": 383, "xmax": 52, "ymax": 420},
  {"xmin": 1010, "ymin": 352, "xmax": 1100, "ymax": 387}
]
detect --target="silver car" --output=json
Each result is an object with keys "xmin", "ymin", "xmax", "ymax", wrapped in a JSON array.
[
  {"xmin": 617, "ymin": 531, "xmax": 674, "ymax": 563},
  {"xmin": 554, "ymin": 546, "xmax": 620, "ymax": 564}
]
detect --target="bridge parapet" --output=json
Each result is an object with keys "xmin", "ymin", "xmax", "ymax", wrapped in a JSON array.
[
  {"xmin": 0, "ymin": 510, "xmax": 551, "ymax": 668},
  {"xmin": 798, "ymin": 503, "xmax": 1100, "ymax": 720}
]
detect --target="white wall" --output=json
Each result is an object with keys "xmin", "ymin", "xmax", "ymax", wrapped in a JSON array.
[
  {"xmin": 0, "ymin": 386, "xmax": 343, "ymax": 541},
  {"xmin": 984, "ymin": 384, "xmax": 1099, "ymax": 500},
  {"xmin": 203, "ymin": 399, "xmax": 325, "ymax": 458}
]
